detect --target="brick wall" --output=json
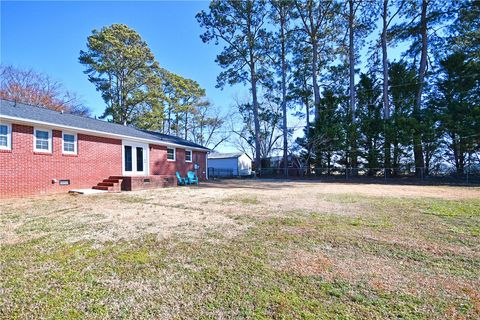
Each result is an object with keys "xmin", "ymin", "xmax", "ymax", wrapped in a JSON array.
[
  {"xmin": 149, "ymin": 145, "xmax": 207, "ymax": 180},
  {"xmin": 0, "ymin": 123, "xmax": 122, "ymax": 198},
  {"xmin": 0, "ymin": 122, "xmax": 208, "ymax": 198},
  {"xmin": 121, "ymin": 176, "xmax": 175, "ymax": 191}
]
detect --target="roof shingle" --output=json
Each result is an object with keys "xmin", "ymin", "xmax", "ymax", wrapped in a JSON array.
[{"xmin": 0, "ymin": 99, "xmax": 209, "ymax": 151}]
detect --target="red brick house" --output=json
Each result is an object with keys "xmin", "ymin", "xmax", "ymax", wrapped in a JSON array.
[{"xmin": 0, "ymin": 99, "xmax": 209, "ymax": 198}]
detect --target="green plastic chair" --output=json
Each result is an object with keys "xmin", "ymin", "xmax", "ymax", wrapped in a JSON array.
[
  {"xmin": 176, "ymin": 171, "xmax": 186, "ymax": 186},
  {"xmin": 187, "ymin": 171, "xmax": 199, "ymax": 185}
]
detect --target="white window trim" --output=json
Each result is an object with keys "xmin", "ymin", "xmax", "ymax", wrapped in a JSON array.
[
  {"xmin": 167, "ymin": 147, "xmax": 176, "ymax": 161},
  {"xmin": 185, "ymin": 149, "xmax": 192, "ymax": 163},
  {"xmin": 34, "ymin": 128, "xmax": 52, "ymax": 153},
  {"xmin": 62, "ymin": 131, "xmax": 77, "ymax": 155},
  {"xmin": 0, "ymin": 122, "xmax": 12, "ymax": 151}
]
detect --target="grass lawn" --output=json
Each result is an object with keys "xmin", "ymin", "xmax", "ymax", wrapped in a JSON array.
[{"xmin": 1, "ymin": 180, "xmax": 479, "ymax": 319}]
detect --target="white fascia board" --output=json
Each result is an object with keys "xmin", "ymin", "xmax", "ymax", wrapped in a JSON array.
[
  {"xmin": 208, "ymin": 156, "xmax": 239, "ymax": 160},
  {"xmin": 0, "ymin": 115, "xmax": 209, "ymax": 152}
]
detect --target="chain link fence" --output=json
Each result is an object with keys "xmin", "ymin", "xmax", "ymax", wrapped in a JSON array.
[
  {"xmin": 255, "ymin": 165, "xmax": 480, "ymax": 185},
  {"xmin": 208, "ymin": 168, "xmax": 235, "ymax": 179}
]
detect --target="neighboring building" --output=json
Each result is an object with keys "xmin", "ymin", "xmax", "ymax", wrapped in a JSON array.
[
  {"xmin": 0, "ymin": 99, "xmax": 209, "ymax": 198},
  {"xmin": 208, "ymin": 152, "xmax": 252, "ymax": 177},
  {"xmin": 262, "ymin": 154, "xmax": 305, "ymax": 176}
]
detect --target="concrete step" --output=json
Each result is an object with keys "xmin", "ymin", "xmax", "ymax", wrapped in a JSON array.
[{"xmin": 70, "ymin": 189, "xmax": 108, "ymax": 195}]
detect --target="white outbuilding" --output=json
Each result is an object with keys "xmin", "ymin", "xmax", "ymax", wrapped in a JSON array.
[{"xmin": 208, "ymin": 152, "xmax": 252, "ymax": 177}]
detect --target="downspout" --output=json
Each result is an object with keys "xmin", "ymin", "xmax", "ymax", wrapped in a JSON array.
[{"xmin": 205, "ymin": 152, "xmax": 209, "ymax": 180}]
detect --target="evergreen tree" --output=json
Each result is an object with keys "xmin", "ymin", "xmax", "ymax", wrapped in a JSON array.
[
  {"xmin": 292, "ymin": 0, "xmax": 341, "ymax": 120},
  {"xmin": 309, "ymin": 90, "xmax": 344, "ymax": 171},
  {"xmin": 391, "ymin": 0, "xmax": 452, "ymax": 176},
  {"xmin": 389, "ymin": 61, "xmax": 418, "ymax": 174},
  {"xmin": 197, "ymin": 0, "xmax": 271, "ymax": 172},
  {"xmin": 79, "ymin": 24, "xmax": 161, "ymax": 125},
  {"xmin": 449, "ymin": 0, "xmax": 480, "ymax": 61},
  {"xmin": 341, "ymin": 0, "xmax": 377, "ymax": 172},
  {"xmin": 289, "ymin": 36, "xmax": 314, "ymax": 171},
  {"xmin": 270, "ymin": 0, "xmax": 294, "ymax": 177},
  {"xmin": 434, "ymin": 52, "xmax": 480, "ymax": 174},
  {"xmin": 356, "ymin": 73, "xmax": 383, "ymax": 174}
]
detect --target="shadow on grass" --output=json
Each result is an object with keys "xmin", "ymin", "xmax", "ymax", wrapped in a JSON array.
[{"xmin": 201, "ymin": 177, "xmax": 480, "ymax": 190}]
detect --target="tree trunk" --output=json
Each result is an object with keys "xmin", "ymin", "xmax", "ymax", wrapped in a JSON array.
[
  {"xmin": 305, "ymin": 99, "xmax": 310, "ymax": 134},
  {"xmin": 167, "ymin": 108, "xmax": 171, "ymax": 135},
  {"xmin": 425, "ymin": 148, "xmax": 431, "ymax": 176},
  {"xmin": 452, "ymin": 134, "xmax": 461, "ymax": 174},
  {"xmin": 280, "ymin": 8, "xmax": 288, "ymax": 178},
  {"xmin": 200, "ymin": 122, "xmax": 204, "ymax": 146},
  {"xmin": 246, "ymin": 7, "xmax": 262, "ymax": 176},
  {"xmin": 382, "ymin": 0, "xmax": 391, "ymax": 176},
  {"xmin": 327, "ymin": 153, "xmax": 331, "ymax": 175},
  {"xmin": 312, "ymin": 39, "xmax": 320, "ymax": 121},
  {"xmin": 349, "ymin": 0, "xmax": 356, "ymax": 120},
  {"xmin": 393, "ymin": 142, "xmax": 399, "ymax": 176},
  {"xmin": 305, "ymin": 96, "xmax": 311, "ymax": 175},
  {"xmin": 413, "ymin": 0, "xmax": 427, "ymax": 177},
  {"xmin": 176, "ymin": 116, "xmax": 179, "ymax": 137},
  {"xmin": 184, "ymin": 112, "xmax": 188, "ymax": 140},
  {"xmin": 348, "ymin": 0, "xmax": 358, "ymax": 173},
  {"xmin": 251, "ymin": 65, "xmax": 262, "ymax": 175}
]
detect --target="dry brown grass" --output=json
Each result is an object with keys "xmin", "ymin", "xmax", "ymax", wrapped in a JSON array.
[{"xmin": 1, "ymin": 180, "xmax": 479, "ymax": 319}]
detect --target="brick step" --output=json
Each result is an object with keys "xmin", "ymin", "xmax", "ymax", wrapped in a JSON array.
[
  {"xmin": 98, "ymin": 182, "xmax": 115, "ymax": 187},
  {"xmin": 103, "ymin": 179, "xmax": 121, "ymax": 183},
  {"xmin": 92, "ymin": 175, "xmax": 124, "ymax": 193},
  {"xmin": 92, "ymin": 185, "xmax": 112, "ymax": 191}
]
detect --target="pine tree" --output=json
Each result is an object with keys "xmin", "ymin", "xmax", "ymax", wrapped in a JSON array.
[
  {"xmin": 197, "ymin": 0, "xmax": 271, "ymax": 172},
  {"xmin": 435, "ymin": 52, "xmax": 480, "ymax": 174},
  {"xmin": 79, "ymin": 24, "xmax": 161, "ymax": 125},
  {"xmin": 357, "ymin": 73, "xmax": 383, "ymax": 175},
  {"xmin": 270, "ymin": 0, "xmax": 294, "ymax": 177}
]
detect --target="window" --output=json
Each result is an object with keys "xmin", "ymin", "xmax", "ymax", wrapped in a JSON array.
[
  {"xmin": 34, "ymin": 128, "xmax": 52, "ymax": 152},
  {"xmin": 124, "ymin": 146, "xmax": 133, "ymax": 172},
  {"xmin": 136, "ymin": 147, "xmax": 144, "ymax": 171},
  {"xmin": 167, "ymin": 147, "xmax": 175, "ymax": 161},
  {"xmin": 0, "ymin": 123, "xmax": 11, "ymax": 150},
  {"xmin": 185, "ymin": 149, "xmax": 192, "ymax": 162},
  {"xmin": 62, "ymin": 132, "xmax": 77, "ymax": 154}
]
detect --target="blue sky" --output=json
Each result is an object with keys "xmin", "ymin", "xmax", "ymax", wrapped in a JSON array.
[
  {"xmin": 1, "ymin": 1, "xmax": 241, "ymax": 117},
  {"xmin": 2, "ymin": 1, "xmax": 406, "ymax": 153}
]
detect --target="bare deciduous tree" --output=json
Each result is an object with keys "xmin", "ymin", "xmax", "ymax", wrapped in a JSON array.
[
  {"xmin": 0, "ymin": 65, "xmax": 89, "ymax": 116},
  {"xmin": 189, "ymin": 101, "xmax": 230, "ymax": 150}
]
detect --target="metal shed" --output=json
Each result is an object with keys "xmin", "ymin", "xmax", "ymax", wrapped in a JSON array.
[{"xmin": 208, "ymin": 152, "xmax": 252, "ymax": 178}]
